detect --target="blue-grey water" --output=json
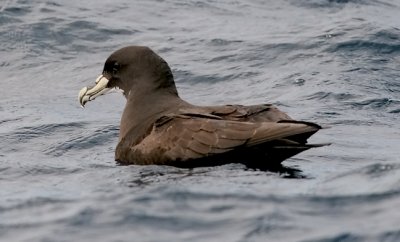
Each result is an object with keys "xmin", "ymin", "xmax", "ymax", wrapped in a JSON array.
[{"xmin": 1, "ymin": 0, "xmax": 400, "ymax": 241}]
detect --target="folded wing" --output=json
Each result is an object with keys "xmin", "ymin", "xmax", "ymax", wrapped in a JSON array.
[{"xmin": 130, "ymin": 114, "xmax": 321, "ymax": 165}]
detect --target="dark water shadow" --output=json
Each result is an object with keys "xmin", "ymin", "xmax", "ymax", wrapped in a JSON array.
[
  {"xmin": 245, "ymin": 164, "xmax": 307, "ymax": 179},
  {"xmin": 133, "ymin": 163, "xmax": 306, "ymax": 183},
  {"xmin": 120, "ymin": 162, "xmax": 307, "ymax": 190}
]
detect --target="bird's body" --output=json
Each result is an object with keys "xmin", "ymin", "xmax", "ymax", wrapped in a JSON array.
[{"xmin": 78, "ymin": 46, "xmax": 327, "ymax": 169}]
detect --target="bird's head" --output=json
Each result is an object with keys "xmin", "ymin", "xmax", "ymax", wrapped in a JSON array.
[{"xmin": 78, "ymin": 46, "xmax": 177, "ymax": 107}]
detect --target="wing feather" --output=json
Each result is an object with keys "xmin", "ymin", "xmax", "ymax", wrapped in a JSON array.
[
  {"xmin": 248, "ymin": 122, "xmax": 318, "ymax": 146},
  {"xmin": 129, "ymin": 114, "xmax": 319, "ymax": 164}
]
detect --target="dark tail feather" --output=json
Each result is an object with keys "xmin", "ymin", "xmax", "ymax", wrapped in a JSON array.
[
  {"xmin": 244, "ymin": 139, "xmax": 330, "ymax": 169},
  {"xmin": 277, "ymin": 120, "xmax": 327, "ymax": 144}
]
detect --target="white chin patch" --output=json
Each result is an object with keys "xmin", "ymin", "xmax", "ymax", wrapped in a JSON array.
[{"xmin": 110, "ymin": 87, "xmax": 125, "ymax": 95}]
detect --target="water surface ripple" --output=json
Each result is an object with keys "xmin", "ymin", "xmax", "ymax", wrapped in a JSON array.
[{"xmin": 1, "ymin": 0, "xmax": 399, "ymax": 241}]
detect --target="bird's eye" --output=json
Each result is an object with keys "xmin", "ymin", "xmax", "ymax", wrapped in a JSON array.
[{"xmin": 112, "ymin": 62, "xmax": 120, "ymax": 75}]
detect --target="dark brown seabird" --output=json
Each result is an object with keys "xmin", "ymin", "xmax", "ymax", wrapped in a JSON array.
[{"xmin": 78, "ymin": 46, "xmax": 327, "ymax": 169}]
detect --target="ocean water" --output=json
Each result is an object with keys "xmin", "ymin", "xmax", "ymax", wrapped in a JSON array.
[{"xmin": 1, "ymin": 0, "xmax": 400, "ymax": 241}]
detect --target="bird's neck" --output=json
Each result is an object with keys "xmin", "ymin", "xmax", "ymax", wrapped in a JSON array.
[{"xmin": 119, "ymin": 87, "xmax": 187, "ymax": 142}]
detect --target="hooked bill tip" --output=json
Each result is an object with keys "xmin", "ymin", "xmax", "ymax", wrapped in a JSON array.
[{"xmin": 78, "ymin": 86, "xmax": 88, "ymax": 108}]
